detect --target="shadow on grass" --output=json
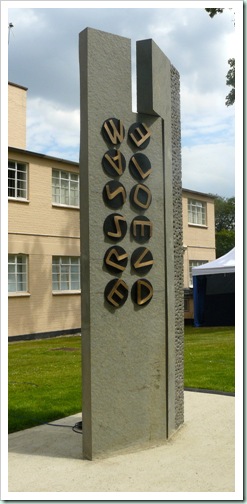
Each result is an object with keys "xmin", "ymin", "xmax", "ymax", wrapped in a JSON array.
[
  {"xmin": 8, "ymin": 405, "xmax": 82, "ymax": 434},
  {"xmin": 8, "ymin": 406, "xmax": 83, "ymax": 459}
]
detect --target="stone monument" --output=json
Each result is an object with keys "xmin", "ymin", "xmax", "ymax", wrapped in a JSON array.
[{"xmin": 79, "ymin": 27, "xmax": 184, "ymax": 460}]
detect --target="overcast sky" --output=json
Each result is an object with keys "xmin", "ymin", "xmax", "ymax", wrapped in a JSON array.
[{"xmin": 6, "ymin": 1, "xmax": 241, "ymax": 197}]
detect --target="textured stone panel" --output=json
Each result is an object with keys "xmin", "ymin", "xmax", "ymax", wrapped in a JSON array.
[{"xmin": 79, "ymin": 28, "xmax": 183, "ymax": 459}]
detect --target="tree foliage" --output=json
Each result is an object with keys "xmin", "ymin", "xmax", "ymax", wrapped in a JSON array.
[
  {"xmin": 214, "ymin": 195, "xmax": 235, "ymax": 231},
  {"xmin": 205, "ymin": 8, "xmax": 224, "ymax": 17},
  {"xmin": 225, "ymin": 58, "xmax": 235, "ymax": 106},
  {"xmin": 205, "ymin": 8, "xmax": 235, "ymax": 106},
  {"xmin": 211, "ymin": 195, "xmax": 235, "ymax": 257},
  {"xmin": 216, "ymin": 229, "xmax": 235, "ymax": 258}
]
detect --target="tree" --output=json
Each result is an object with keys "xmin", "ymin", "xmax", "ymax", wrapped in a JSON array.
[
  {"xmin": 225, "ymin": 58, "xmax": 235, "ymax": 106},
  {"xmin": 205, "ymin": 8, "xmax": 224, "ymax": 17},
  {"xmin": 205, "ymin": 8, "xmax": 235, "ymax": 106},
  {"xmin": 214, "ymin": 195, "xmax": 235, "ymax": 231},
  {"xmin": 215, "ymin": 229, "xmax": 235, "ymax": 258},
  {"xmin": 211, "ymin": 195, "xmax": 235, "ymax": 257}
]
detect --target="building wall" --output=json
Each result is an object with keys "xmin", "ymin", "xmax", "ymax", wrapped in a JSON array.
[
  {"xmin": 182, "ymin": 189, "xmax": 216, "ymax": 319},
  {"xmin": 8, "ymin": 151, "xmax": 80, "ymax": 237},
  {"xmin": 8, "ymin": 149, "xmax": 81, "ymax": 338},
  {"xmin": 8, "ymin": 236, "xmax": 81, "ymax": 337},
  {"xmin": 8, "ymin": 83, "xmax": 216, "ymax": 336},
  {"xmin": 8, "ymin": 83, "xmax": 27, "ymax": 149},
  {"xmin": 8, "ymin": 152, "xmax": 216, "ymax": 336}
]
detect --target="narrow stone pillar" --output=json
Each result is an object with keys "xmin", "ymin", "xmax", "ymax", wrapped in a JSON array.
[{"xmin": 79, "ymin": 28, "xmax": 184, "ymax": 460}]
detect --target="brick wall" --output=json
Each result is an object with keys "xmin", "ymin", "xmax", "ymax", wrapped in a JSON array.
[
  {"xmin": 8, "ymin": 83, "xmax": 27, "ymax": 149},
  {"xmin": 8, "ymin": 150, "xmax": 81, "ymax": 338}
]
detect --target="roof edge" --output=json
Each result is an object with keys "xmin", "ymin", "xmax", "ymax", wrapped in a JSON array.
[
  {"xmin": 182, "ymin": 188, "xmax": 216, "ymax": 199},
  {"xmin": 8, "ymin": 146, "xmax": 79, "ymax": 167},
  {"xmin": 8, "ymin": 81, "xmax": 28, "ymax": 91}
]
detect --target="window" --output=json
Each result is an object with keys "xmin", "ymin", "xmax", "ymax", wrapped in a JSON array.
[
  {"xmin": 52, "ymin": 257, "xmax": 80, "ymax": 291},
  {"xmin": 52, "ymin": 169, "xmax": 79, "ymax": 207},
  {"xmin": 188, "ymin": 199, "xmax": 206, "ymax": 226},
  {"xmin": 8, "ymin": 160, "xmax": 28, "ymax": 199},
  {"xmin": 184, "ymin": 298, "xmax": 189, "ymax": 312},
  {"xmin": 189, "ymin": 260, "xmax": 207, "ymax": 287},
  {"xmin": 8, "ymin": 254, "xmax": 28, "ymax": 292}
]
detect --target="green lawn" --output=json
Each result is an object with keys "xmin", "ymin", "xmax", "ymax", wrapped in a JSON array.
[
  {"xmin": 8, "ymin": 336, "xmax": 82, "ymax": 433},
  {"xmin": 8, "ymin": 326, "xmax": 235, "ymax": 433},
  {"xmin": 184, "ymin": 325, "xmax": 235, "ymax": 393}
]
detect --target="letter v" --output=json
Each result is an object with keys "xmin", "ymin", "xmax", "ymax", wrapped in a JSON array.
[{"xmin": 133, "ymin": 248, "xmax": 154, "ymax": 269}]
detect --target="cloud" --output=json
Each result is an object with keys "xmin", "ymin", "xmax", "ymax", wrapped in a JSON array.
[
  {"xmin": 180, "ymin": 86, "xmax": 235, "ymax": 147},
  {"xmin": 27, "ymin": 97, "xmax": 80, "ymax": 161},
  {"xmin": 9, "ymin": 7, "xmax": 235, "ymax": 106},
  {"xmin": 146, "ymin": 7, "xmax": 235, "ymax": 93},
  {"xmin": 7, "ymin": 5, "xmax": 238, "ymax": 197},
  {"xmin": 182, "ymin": 143, "xmax": 235, "ymax": 197},
  {"xmin": 26, "ymin": 94, "xmax": 236, "ymax": 199}
]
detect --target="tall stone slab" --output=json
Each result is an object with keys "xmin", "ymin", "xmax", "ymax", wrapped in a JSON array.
[{"xmin": 79, "ymin": 28, "xmax": 184, "ymax": 460}]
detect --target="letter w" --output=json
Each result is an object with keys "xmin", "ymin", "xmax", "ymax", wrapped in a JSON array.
[{"xmin": 103, "ymin": 119, "xmax": 124, "ymax": 145}]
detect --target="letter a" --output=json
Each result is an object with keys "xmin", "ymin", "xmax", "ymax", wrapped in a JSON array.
[{"xmin": 104, "ymin": 150, "xmax": 124, "ymax": 176}]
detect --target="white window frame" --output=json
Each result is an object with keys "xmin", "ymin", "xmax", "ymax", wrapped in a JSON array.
[
  {"xmin": 184, "ymin": 298, "xmax": 189, "ymax": 312},
  {"xmin": 8, "ymin": 160, "xmax": 28, "ymax": 200},
  {"xmin": 8, "ymin": 254, "xmax": 28, "ymax": 293},
  {"xmin": 52, "ymin": 256, "xmax": 81, "ymax": 292},
  {"xmin": 189, "ymin": 260, "xmax": 208, "ymax": 287},
  {"xmin": 52, "ymin": 169, "xmax": 79, "ymax": 207},
  {"xmin": 188, "ymin": 199, "xmax": 207, "ymax": 226}
]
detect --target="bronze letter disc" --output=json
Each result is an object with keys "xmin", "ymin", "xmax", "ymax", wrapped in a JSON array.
[
  {"xmin": 103, "ymin": 213, "xmax": 127, "ymax": 242},
  {"xmin": 131, "ymin": 247, "xmax": 154, "ymax": 275},
  {"xmin": 130, "ymin": 183, "xmax": 152, "ymax": 211},
  {"xmin": 104, "ymin": 278, "xmax": 129, "ymax": 308},
  {"xmin": 131, "ymin": 279, "xmax": 153, "ymax": 306},
  {"xmin": 103, "ymin": 180, "xmax": 127, "ymax": 209},
  {"xmin": 104, "ymin": 246, "xmax": 128, "ymax": 274},
  {"xmin": 128, "ymin": 122, "xmax": 151, "ymax": 150},
  {"xmin": 102, "ymin": 118, "xmax": 125, "ymax": 146},
  {"xmin": 102, "ymin": 149, "xmax": 126, "ymax": 178},
  {"xmin": 129, "ymin": 153, "xmax": 152, "ymax": 181},
  {"xmin": 131, "ymin": 215, "xmax": 153, "ymax": 243}
]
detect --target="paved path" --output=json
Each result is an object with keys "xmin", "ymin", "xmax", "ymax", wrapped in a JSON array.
[{"xmin": 7, "ymin": 391, "xmax": 236, "ymax": 495}]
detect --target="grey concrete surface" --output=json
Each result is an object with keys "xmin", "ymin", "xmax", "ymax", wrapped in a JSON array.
[
  {"xmin": 8, "ymin": 391, "xmax": 235, "ymax": 494},
  {"xmin": 79, "ymin": 28, "xmax": 184, "ymax": 458}
]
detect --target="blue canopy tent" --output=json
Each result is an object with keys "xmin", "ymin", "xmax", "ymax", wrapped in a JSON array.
[{"xmin": 192, "ymin": 248, "xmax": 235, "ymax": 327}]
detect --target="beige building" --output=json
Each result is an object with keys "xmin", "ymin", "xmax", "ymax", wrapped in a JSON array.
[
  {"xmin": 8, "ymin": 83, "xmax": 215, "ymax": 339},
  {"xmin": 8, "ymin": 83, "xmax": 81, "ymax": 339},
  {"xmin": 182, "ymin": 188, "xmax": 216, "ymax": 320},
  {"xmin": 8, "ymin": 82, "xmax": 27, "ymax": 149}
]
